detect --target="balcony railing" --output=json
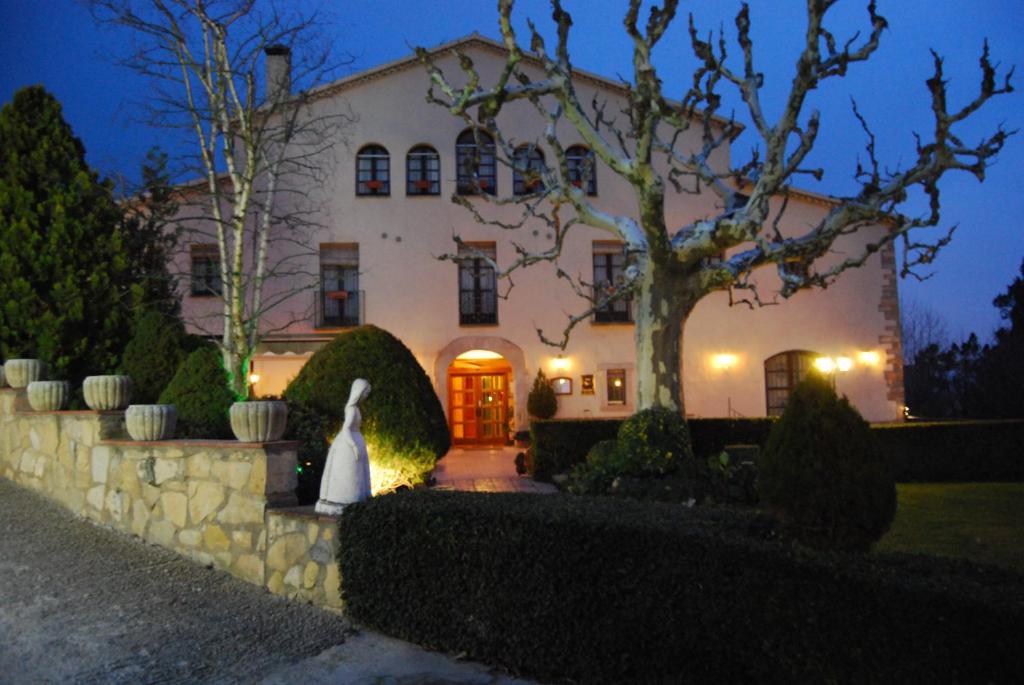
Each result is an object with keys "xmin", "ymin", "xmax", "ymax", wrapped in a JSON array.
[
  {"xmin": 592, "ymin": 286, "xmax": 633, "ymax": 324},
  {"xmin": 316, "ymin": 289, "xmax": 364, "ymax": 328}
]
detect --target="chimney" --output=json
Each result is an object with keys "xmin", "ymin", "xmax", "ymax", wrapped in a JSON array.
[{"xmin": 264, "ymin": 44, "xmax": 292, "ymax": 103}]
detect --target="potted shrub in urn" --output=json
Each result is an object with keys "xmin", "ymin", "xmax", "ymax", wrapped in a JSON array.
[
  {"xmin": 4, "ymin": 358, "xmax": 45, "ymax": 388},
  {"xmin": 125, "ymin": 404, "xmax": 177, "ymax": 441},
  {"xmin": 27, "ymin": 380, "xmax": 70, "ymax": 411},
  {"xmin": 83, "ymin": 375, "xmax": 133, "ymax": 410},
  {"xmin": 230, "ymin": 400, "xmax": 288, "ymax": 443}
]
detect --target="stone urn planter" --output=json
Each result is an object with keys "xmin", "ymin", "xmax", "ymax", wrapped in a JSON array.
[
  {"xmin": 27, "ymin": 380, "xmax": 70, "ymax": 411},
  {"xmin": 4, "ymin": 358, "xmax": 45, "ymax": 388},
  {"xmin": 230, "ymin": 400, "xmax": 288, "ymax": 442},
  {"xmin": 125, "ymin": 404, "xmax": 177, "ymax": 441},
  {"xmin": 83, "ymin": 375, "xmax": 133, "ymax": 410}
]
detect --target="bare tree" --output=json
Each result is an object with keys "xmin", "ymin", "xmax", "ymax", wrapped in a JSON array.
[
  {"xmin": 419, "ymin": 0, "xmax": 1013, "ymax": 413},
  {"xmin": 91, "ymin": 0, "xmax": 353, "ymax": 397},
  {"xmin": 900, "ymin": 298, "xmax": 950, "ymax": 363}
]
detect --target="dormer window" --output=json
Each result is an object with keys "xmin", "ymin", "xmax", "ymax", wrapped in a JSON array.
[{"xmin": 406, "ymin": 145, "xmax": 440, "ymax": 196}]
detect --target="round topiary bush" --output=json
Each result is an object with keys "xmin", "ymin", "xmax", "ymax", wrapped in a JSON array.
[
  {"xmin": 284, "ymin": 325, "xmax": 450, "ymax": 498},
  {"xmin": 527, "ymin": 368, "xmax": 557, "ymax": 419},
  {"xmin": 157, "ymin": 345, "xmax": 235, "ymax": 439},
  {"xmin": 757, "ymin": 373, "xmax": 896, "ymax": 552},
  {"xmin": 616, "ymin": 406, "xmax": 694, "ymax": 477},
  {"xmin": 121, "ymin": 310, "xmax": 202, "ymax": 403}
]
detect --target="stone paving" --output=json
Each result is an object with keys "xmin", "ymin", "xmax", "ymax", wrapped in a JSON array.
[{"xmin": 431, "ymin": 446, "xmax": 558, "ymax": 494}]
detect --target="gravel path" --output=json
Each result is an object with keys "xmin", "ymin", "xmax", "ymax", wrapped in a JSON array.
[{"xmin": 0, "ymin": 478, "xmax": 352, "ymax": 684}]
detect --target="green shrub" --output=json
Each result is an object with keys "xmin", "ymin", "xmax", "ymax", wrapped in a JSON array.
[
  {"xmin": 530, "ymin": 419, "xmax": 622, "ymax": 481},
  {"xmin": 121, "ymin": 309, "xmax": 203, "ymax": 403},
  {"xmin": 339, "ymin": 490, "xmax": 1024, "ymax": 684},
  {"xmin": 758, "ymin": 373, "xmax": 896, "ymax": 551},
  {"xmin": 526, "ymin": 368, "xmax": 557, "ymax": 419},
  {"xmin": 158, "ymin": 345, "xmax": 234, "ymax": 438},
  {"xmin": 284, "ymin": 325, "xmax": 449, "ymax": 497},
  {"xmin": 617, "ymin": 406, "xmax": 694, "ymax": 476},
  {"xmin": 874, "ymin": 419, "xmax": 1024, "ymax": 482}
]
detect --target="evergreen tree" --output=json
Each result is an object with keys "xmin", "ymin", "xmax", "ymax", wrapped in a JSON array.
[{"xmin": 0, "ymin": 86, "xmax": 132, "ymax": 384}]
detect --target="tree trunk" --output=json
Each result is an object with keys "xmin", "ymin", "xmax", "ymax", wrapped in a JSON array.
[{"xmin": 633, "ymin": 264, "xmax": 698, "ymax": 414}]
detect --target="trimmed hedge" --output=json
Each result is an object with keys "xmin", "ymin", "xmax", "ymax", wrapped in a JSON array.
[
  {"xmin": 157, "ymin": 345, "xmax": 234, "ymax": 439},
  {"xmin": 875, "ymin": 419, "xmax": 1024, "ymax": 482},
  {"xmin": 530, "ymin": 417, "xmax": 775, "ymax": 481},
  {"xmin": 339, "ymin": 491, "xmax": 1024, "ymax": 684},
  {"xmin": 284, "ymin": 325, "xmax": 449, "ymax": 497},
  {"xmin": 532, "ymin": 417, "xmax": 1024, "ymax": 483}
]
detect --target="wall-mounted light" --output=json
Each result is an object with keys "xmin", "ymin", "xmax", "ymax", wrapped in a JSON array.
[
  {"xmin": 710, "ymin": 353, "xmax": 739, "ymax": 370},
  {"xmin": 248, "ymin": 372, "xmax": 261, "ymax": 384},
  {"xmin": 814, "ymin": 357, "xmax": 837, "ymax": 374},
  {"xmin": 551, "ymin": 354, "xmax": 571, "ymax": 372},
  {"xmin": 857, "ymin": 350, "xmax": 881, "ymax": 366},
  {"xmin": 836, "ymin": 356, "xmax": 853, "ymax": 373}
]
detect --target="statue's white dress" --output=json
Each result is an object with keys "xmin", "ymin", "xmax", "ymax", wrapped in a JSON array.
[{"xmin": 315, "ymin": 379, "xmax": 372, "ymax": 515}]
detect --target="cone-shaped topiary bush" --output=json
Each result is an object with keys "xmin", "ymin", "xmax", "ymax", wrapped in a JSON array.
[
  {"xmin": 284, "ymin": 325, "xmax": 450, "ymax": 498},
  {"xmin": 758, "ymin": 373, "xmax": 896, "ymax": 552},
  {"xmin": 158, "ymin": 345, "xmax": 235, "ymax": 439},
  {"xmin": 527, "ymin": 368, "xmax": 557, "ymax": 419}
]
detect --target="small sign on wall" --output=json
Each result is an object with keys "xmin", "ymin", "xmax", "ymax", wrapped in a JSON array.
[
  {"xmin": 552, "ymin": 377, "xmax": 573, "ymax": 395},
  {"xmin": 580, "ymin": 374, "xmax": 594, "ymax": 395}
]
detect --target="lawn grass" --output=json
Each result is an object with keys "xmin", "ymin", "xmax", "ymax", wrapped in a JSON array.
[{"xmin": 876, "ymin": 482, "xmax": 1024, "ymax": 571}]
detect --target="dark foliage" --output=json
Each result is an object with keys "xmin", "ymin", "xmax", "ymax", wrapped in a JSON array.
[
  {"xmin": 529, "ymin": 417, "xmax": 775, "ymax": 481},
  {"xmin": 158, "ymin": 345, "xmax": 234, "ymax": 438},
  {"xmin": 0, "ymin": 86, "xmax": 132, "ymax": 385},
  {"xmin": 339, "ymin": 490, "xmax": 1024, "ymax": 685},
  {"xmin": 526, "ymin": 368, "xmax": 557, "ymax": 419},
  {"xmin": 905, "ymin": 260, "xmax": 1024, "ymax": 419},
  {"xmin": 876, "ymin": 419, "xmax": 1024, "ymax": 482},
  {"xmin": 121, "ymin": 309, "xmax": 203, "ymax": 403},
  {"xmin": 758, "ymin": 373, "xmax": 897, "ymax": 551},
  {"xmin": 283, "ymin": 325, "xmax": 449, "ymax": 499}
]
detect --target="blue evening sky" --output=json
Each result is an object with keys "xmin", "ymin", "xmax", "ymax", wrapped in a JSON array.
[{"xmin": 2, "ymin": 0, "xmax": 1022, "ymax": 343}]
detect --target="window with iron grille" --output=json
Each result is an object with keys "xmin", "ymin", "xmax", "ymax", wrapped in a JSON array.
[
  {"xmin": 606, "ymin": 369, "xmax": 627, "ymax": 405},
  {"xmin": 458, "ymin": 243, "xmax": 497, "ymax": 325},
  {"xmin": 356, "ymin": 144, "xmax": 390, "ymax": 196},
  {"xmin": 513, "ymin": 144, "xmax": 546, "ymax": 195},
  {"xmin": 764, "ymin": 350, "xmax": 820, "ymax": 416},
  {"xmin": 566, "ymin": 145, "xmax": 597, "ymax": 195},
  {"xmin": 319, "ymin": 244, "xmax": 360, "ymax": 327},
  {"xmin": 456, "ymin": 129, "xmax": 496, "ymax": 196},
  {"xmin": 406, "ymin": 145, "xmax": 440, "ymax": 196},
  {"xmin": 593, "ymin": 241, "xmax": 631, "ymax": 323},
  {"xmin": 190, "ymin": 244, "xmax": 221, "ymax": 296}
]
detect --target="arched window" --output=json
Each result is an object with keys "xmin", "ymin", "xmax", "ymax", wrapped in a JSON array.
[
  {"xmin": 456, "ymin": 128, "xmax": 497, "ymax": 196},
  {"xmin": 356, "ymin": 144, "xmax": 390, "ymax": 196},
  {"xmin": 566, "ymin": 145, "xmax": 597, "ymax": 195},
  {"xmin": 513, "ymin": 144, "xmax": 546, "ymax": 195},
  {"xmin": 406, "ymin": 145, "xmax": 440, "ymax": 196},
  {"xmin": 764, "ymin": 350, "xmax": 820, "ymax": 416}
]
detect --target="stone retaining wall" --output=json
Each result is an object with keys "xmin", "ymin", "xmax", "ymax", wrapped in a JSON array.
[{"xmin": 0, "ymin": 388, "xmax": 341, "ymax": 610}]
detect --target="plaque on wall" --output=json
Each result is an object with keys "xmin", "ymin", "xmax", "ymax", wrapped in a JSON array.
[{"xmin": 580, "ymin": 374, "xmax": 595, "ymax": 395}]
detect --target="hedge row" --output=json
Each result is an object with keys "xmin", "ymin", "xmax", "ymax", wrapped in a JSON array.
[
  {"xmin": 876, "ymin": 419, "xmax": 1024, "ymax": 482},
  {"xmin": 531, "ymin": 417, "xmax": 1024, "ymax": 482},
  {"xmin": 339, "ymin": 491, "xmax": 1024, "ymax": 684}
]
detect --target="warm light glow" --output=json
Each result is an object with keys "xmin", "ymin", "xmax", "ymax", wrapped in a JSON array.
[
  {"xmin": 836, "ymin": 356, "xmax": 853, "ymax": 373},
  {"xmin": 814, "ymin": 357, "xmax": 837, "ymax": 374},
  {"xmin": 248, "ymin": 373, "xmax": 261, "ymax": 384},
  {"xmin": 857, "ymin": 350, "xmax": 881, "ymax": 366},
  {"xmin": 613, "ymin": 378, "xmax": 623, "ymax": 387},
  {"xmin": 456, "ymin": 349, "xmax": 504, "ymax": 361},
  {"xmin": 711, "ymin": 353, "xmax": 739, "ymax": 370},
  {"xmin": 550, "ymin": 354, "xmax": 571, "ymax": 372}
]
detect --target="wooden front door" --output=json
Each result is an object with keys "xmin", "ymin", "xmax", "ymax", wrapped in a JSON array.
[{"xmin": 449, "ymin": 373, "xmax": 509, "ymax": 445}]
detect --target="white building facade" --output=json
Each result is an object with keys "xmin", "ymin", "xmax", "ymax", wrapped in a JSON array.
[{"xmin": 179, "ymin": 36, "xmax": 904, "ymax": 446}]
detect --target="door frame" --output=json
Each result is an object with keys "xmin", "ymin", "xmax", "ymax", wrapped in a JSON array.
[{"xmin": 447, "ymin": 371, "xmax": 510, "ymax": 446}]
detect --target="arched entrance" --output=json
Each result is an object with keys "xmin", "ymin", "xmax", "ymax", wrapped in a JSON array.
[
  {"xmin": 434, "ymin": 336, "xmax": 529, "ymax": 446},
  {"xmin": 448, "ymin": 351, "xmax": 512, "ymax": 445}
]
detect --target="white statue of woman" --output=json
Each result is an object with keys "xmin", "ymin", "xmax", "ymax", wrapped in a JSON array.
[{"xmin": 315, "ymin": 378, "xmax": 372, "ymax": 515}]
